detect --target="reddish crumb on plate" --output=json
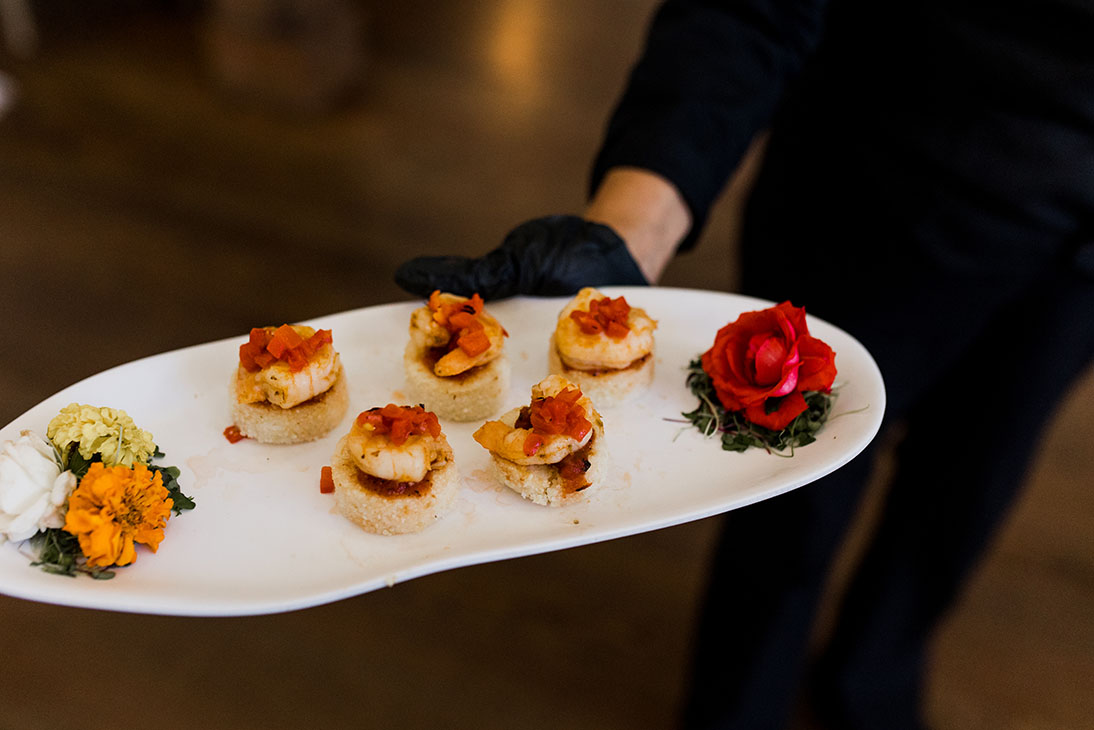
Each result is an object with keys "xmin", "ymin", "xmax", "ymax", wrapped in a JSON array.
[
  {"xmin": 223, "ymin": 425, "xmax": 247, "ymax": 443},
  {"xmin": 319, "ymin": 466, "xmax": 335, "ymax": 494}
]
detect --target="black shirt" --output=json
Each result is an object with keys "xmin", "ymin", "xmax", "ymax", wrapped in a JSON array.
[{"xmin": 591, "ymin": 0, "xmax": 1094, "ymax": 266}]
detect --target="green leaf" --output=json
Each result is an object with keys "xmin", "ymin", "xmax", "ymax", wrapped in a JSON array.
[
  {"xmin": 28, "ymin": 528, "xmax": 115, "ymax": 579},
  {"xmin": 149, "ymin": 454, "xmax": 195, "ymax": 515},
  {"xmin": 678, "ymin": 355, "xmax": 836, "ymax": 456},
  {"xmin": 65, "ymin": 450, "xmax": 96, "ymax": 479}
]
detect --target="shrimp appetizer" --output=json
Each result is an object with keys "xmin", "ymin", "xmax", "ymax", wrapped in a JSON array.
[
  {"xmin": 230, "ymin": 324, "xmax": 349, "ymax": 444},
  {"xmin": 404, "ymin": 290, "xmax": 510, "ymax": 421},
  {"xmin": 473, "ymin": 375, "xmax": 607, "ymax": 507},
  {"xmin": 548, "ymin": 287, "xmax": 657, "ymax": 406},
  {"xmin": 331, "ymin": 404, "xmax": 459, "ymax": 534}
]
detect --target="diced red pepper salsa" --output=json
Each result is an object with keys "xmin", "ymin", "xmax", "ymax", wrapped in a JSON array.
[
  {"xmin": 429, "ymin": 290, "xmax": 484, "ymax": 324},
  {"xmin": 570, "ymin": 296, "xmax": 632, "ymax": 340},
  {"xmin": 355, "ymin": 404, "xmax": 441, "ymax": 446},
  {"xmin": 557, "ymin": 450, "xmax": 592, "ymax": 492},
  {"xmin": 427, "ymin": 291, "xmax": 497, "ymax": 357},
  {"xmin": 239, "ymin": 325, "xmax": 333, "ymax": 373},
  {"xmin": 223, "ymin": 424, "xmax": 247, "ymax": 443},
  {"xmin": 522, "ymin": 387, "xmax": 592, "ymax": 456},
  {"xmin": 319, "ymin": 465, "xmax": 335, "ymax": 494}
]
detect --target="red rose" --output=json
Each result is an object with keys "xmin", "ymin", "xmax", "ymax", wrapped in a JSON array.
[{"xmin": 700, "ymin": 301, "xmax": 837, "ymax": 431}]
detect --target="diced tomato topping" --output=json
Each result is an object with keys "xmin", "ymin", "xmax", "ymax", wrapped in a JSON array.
[
  {"xmin": 521, "ymin": 387, "xmax": 592, "ymax": 456},
  {"xmin": 458, "ymin": 328, "xmax": 491, "ymax": 357},
  {"xmin": 570, "ymin": 296, "xmax": 632, "ymax": 339},
  {"xmin": 223, "ymin": 425, "xmax": 247, "ymax": 443},
  {"xmin": 427, "ymin": 292, "xmax": 499, "ymax": 357},
  {"xmin": 447, "ymin": 311, "xmax": 477, "ymax": 331},
  {"xmin": 523, "ymin": 431, "xmax": 545, "ymax": 457},
  {"xmin": 238, "ymin": 325, "xmax": 333, "ymax": 373},
  {"xmin": 429, "ymin": 290, "xmax": 484, "ymax": 327},
  {"xmin": 267, "ymin": 324, "xmax": 305, "ymax": 359},
  {"xmin": 319, "ymin": 466, "xmax": 335, "ymax": 494},
  {"xmin": 355, "ymin": 404, "xmax": 441, "ymax": 446}
]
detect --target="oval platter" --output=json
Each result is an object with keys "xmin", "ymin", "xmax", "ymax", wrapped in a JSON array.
[{"xmin": 0, "ymin": 288, "xmax": 884, "ymax": 616}]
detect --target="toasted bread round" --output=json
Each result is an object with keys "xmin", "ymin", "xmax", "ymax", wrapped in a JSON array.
[
  {"xmin": 331, "ymin": 435, "xmax": 459, "ymax": 535},
  {"xmin": 403, "ymin": 342, "xmax": 510, "ymax": 422},
  {"xmin": 547, "ymin": 333, "xmax": 654, "ymax": 408},
  {"xmin": 230, "ymin": 364, "xmax": 349, "ymax": 444},
  {"xmin": 488, "ymin": 406, "xmax": 608, "ymax": 507}
]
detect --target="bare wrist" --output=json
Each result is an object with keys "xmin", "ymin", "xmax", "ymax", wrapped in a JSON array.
[{"xmin": 583, "ymin": 167, "xmax": 691, "ymax": 283}]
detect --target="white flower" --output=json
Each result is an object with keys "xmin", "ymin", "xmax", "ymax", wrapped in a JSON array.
[{"xmin": 0, "ymin": 430, "xmax": 77, "ymax": 543}]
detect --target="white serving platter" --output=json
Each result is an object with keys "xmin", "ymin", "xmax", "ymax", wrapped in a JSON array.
[{"xmin": 0, "ymin": 287, "xmax": 884, "ymax": 616}]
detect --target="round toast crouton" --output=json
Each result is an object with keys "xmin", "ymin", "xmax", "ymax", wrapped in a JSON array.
[
  {"xmin": 230, "ymin": 364, "xmax": 349, "ymax": 444},
  {"xmin": 547, "ymin": 333, "xmax": 654, "ymax": 408},
  {"xmin": 331, "ymin": 435, "xmax": 459, "ymax": 535},
  {"xmin": 404, "ymin": 341, "xmax": 510, "ymax": 421},
  {"xmin": 488, "ymin": 406, "xmax": 608, "ymax": 507}
]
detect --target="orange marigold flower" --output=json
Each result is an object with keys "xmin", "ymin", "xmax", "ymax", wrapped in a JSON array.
[{"xmin": 63, "ymin": 462, "xmax": 173, "ymax": 568}]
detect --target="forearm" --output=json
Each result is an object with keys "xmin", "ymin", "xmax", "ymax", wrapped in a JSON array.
[
  {"xmin": 590, "ymin": 0, "xmax": 828, "ymax": 248},
  {"xmin": 583, "ymin": 167, "xmax": 691, "ymax": 283}
]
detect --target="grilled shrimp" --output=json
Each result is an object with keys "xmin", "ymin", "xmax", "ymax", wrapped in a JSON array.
[
  {"xmin": 408, "ymin": 291, "xmax": 506, "ymax": 376},
  {"xmin": 236, "ymin": 327, "xmax": 340, "ymax": 409},
  {"xmin": 555, "ymin": 287, "xmax": 655, "ymax": 371},
  {"xmin": 473, "ymin": 375, "xmax": 595, "ymax": 465},
  {"xmin": 345, "ymin": 415, "xmax": 447, "ymax": 483}
]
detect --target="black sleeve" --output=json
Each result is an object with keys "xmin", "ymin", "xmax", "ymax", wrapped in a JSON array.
[{"xmin": 591, "ymin": 0, "xmax": 830, "ymax": 248}]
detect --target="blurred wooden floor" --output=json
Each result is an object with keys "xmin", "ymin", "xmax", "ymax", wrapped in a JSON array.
[{"xmin": 0, "ymin": 3, "xmax": 1091, "ymax": 729}]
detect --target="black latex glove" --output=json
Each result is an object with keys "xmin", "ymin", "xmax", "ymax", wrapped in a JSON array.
[{"xmin": 394, "ymin": 215, "xmax": 649, "ymax": 300}]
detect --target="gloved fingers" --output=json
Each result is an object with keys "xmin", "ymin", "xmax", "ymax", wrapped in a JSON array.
[
  {"xmin": 394, "ymin": 215, "xmax": 650, "ymax": 301},
  {"xmin": 498, "ymin": 216, "xmax": 649, "ymax": 294},
  {"xmin": 394, "ymin": 249, "xmax": 520, "ymax": 300}
]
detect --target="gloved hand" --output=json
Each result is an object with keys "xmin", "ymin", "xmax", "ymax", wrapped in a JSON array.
[{"xmin": 394, "ymin": 215, "xmax": 649, "ymax": 300}]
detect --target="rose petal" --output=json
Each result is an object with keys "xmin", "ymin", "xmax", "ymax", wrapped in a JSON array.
[
  {"xmin": 797, "ymin": 336, "xmax": 838, "ymax": 392},
  {"xmin": 753, "ymin": 335, "xmax": 789, "ymax": 386},
  {"xmin": 744, "ymin": 391, "xmax": 809, "ymax": 431}
]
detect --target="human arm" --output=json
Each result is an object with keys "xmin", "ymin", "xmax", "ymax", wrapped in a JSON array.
[
  {"xmin": 592, "ymin": 0, "xmax": 829, "ymax": 248},
  {"xmin": 582, "ymin": 166, "xmax": 692, "ymax": 283}
]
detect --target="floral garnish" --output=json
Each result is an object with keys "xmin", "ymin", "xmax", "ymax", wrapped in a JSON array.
[
  {"xmin": 681, "ymin": 301, "xmax": 837, "ymax": 454},
  {"xmin": 0, "ymin": 431, "xmax": 76, "ymax": 543},
  {"xmin": 47, "ymin": 403, "xmax": 156, "ymax": 468},
  {"xmin": 62, "ymin": 463, "xmax": 172, "ymax": 569},
  {"xmin": 4, "ymin": 403, "xmax": 196, "ymax": 578}
]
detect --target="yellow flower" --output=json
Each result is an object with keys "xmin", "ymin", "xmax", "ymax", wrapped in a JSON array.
[
  {"xmin": 47, "ymin": 404, "xmax": 156, "ymax": 468},
  {"xmin": 63, "ymin": 463, "xmax": 173, "ymax": 568}
]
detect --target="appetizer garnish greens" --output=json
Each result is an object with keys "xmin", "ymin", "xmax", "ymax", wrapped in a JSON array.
[{"xmin": 0, "ymin": 404, "xmax": 194, "ymax": 579}]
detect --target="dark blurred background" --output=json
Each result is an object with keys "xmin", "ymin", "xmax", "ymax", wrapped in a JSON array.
[{"xmin": 0, "ymin": 2, "xmax": 1091, "ymax": 728}]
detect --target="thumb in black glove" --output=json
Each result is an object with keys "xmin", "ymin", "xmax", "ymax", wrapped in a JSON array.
[{"xmin": 394, "ymin": 215, "xmax": 649, "ymax": 300}]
